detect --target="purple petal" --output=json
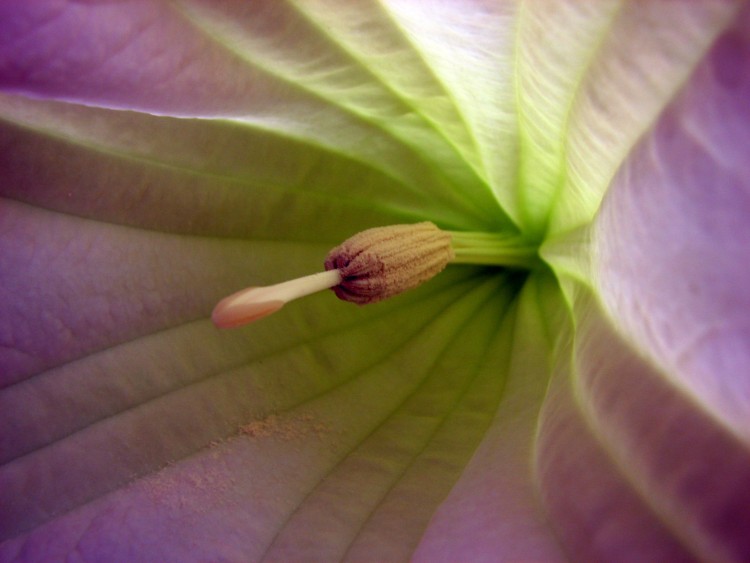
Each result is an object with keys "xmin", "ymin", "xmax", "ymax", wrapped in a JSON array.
[
  {"xmin": 538, "ymin": 6, "xmax": 750, "ymax": 560},
  {"xmin": 596, "ymin": 3, "xmax": 750, "ymax": 441},
  {"xmin": 0, "ymin": 0, "xmax": 281, "ymax": 115}
]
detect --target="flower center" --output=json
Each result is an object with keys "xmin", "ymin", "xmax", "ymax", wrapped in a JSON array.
[{"xmin": 212, "ymin": 222, "xmax": 539, "ymax": 329}]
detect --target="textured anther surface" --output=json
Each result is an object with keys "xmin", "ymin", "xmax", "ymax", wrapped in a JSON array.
[{"xmin": 325, "ymin": 222, "xmax": 455, "ymax": 305}]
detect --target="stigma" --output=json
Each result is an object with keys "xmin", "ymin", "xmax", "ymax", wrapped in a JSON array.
[
  {"xmin": 211, "ymin": 269, "xmax": 342, "ymax": 329},
  {"xmin": 212, "ymin": 222, "xmax": 453, "ymax": 329}
]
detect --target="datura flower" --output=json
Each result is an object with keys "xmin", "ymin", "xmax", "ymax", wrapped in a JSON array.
[{"xmin": 1, "ymin": 1, "xmax": 749, "ymax": 561}]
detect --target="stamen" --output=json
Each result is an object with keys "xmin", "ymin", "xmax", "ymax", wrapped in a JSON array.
[{"xmin": 211, "ymin": 221, "xmax": 539, "ymax": 329}]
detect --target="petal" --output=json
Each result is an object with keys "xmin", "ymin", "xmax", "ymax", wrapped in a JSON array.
[
  {"xmin": 594, "ymin": 3, "xmax": 750, "ymax": 446},
  {"xmin": 538, "ymin": 292, "xmax": 750, "ymax": 561},
  {"xmin": 0, "ymin": 258, "xmax": 560, "ymax": 560},
  {"xmin": 514, "ymin": 0, "xmax": 622, "ymax": 234},
  {"xmin": 369, "ymin": 0, "xmax": 522, "ymax": 226},
  {"xmin": 413, "ymin": 272, "xmax": 567, "ymax": 562},
  {"xmin": 546, "ymin": 0, "xmax": 740, "ymax": 236},
  {"xmin": 0, "ymin": 0, "xmax": 509, "ymax": 231},
  {"xmin": 0, "ymin": 93, "xmax": 439, "ymax": 237},
  {"xmin": 538, "ymin": 7, "xmax": 750, "ymax": 560}
]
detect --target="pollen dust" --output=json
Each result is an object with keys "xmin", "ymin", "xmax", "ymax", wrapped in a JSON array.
[{"xmin": 239, "ymin": 412, "xmax": 331, "ymax": 442}]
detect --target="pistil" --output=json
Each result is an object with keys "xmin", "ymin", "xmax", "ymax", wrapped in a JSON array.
[
  {"xmin": 212, "ymin": 270, "xmax": 341, "ymax": 328},
  {"xmin": 211, "ymin": 222, "xmax": 538, "ymax": 329}
]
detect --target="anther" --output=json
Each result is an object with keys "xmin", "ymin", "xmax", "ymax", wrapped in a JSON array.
[{"xmin": 324, "ymin": 222, "xmax": 454, "ymax": 305}]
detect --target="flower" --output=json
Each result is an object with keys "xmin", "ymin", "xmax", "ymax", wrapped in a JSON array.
[{"xmin": 1, "ymin": 1, "xmax": 749, "ymax": 561}]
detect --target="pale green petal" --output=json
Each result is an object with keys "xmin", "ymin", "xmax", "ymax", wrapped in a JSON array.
[
  {"xmin": 514, "ymin": 0, "xmax": 621, "ymax": 235},
  {"xmin": 375, "ymin": 0, "xmax": 523, "ymax": 228},
  {"xmin": 171, "ymin": 0, "xmax": 510, "ymax": 230},
  {"xmin": 414, "ymin": 271, "xmax": 567, "ymax": 561},
  {"xmin": 0, "ymin": 93, "xmax": 436, "ymax": 238}
]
